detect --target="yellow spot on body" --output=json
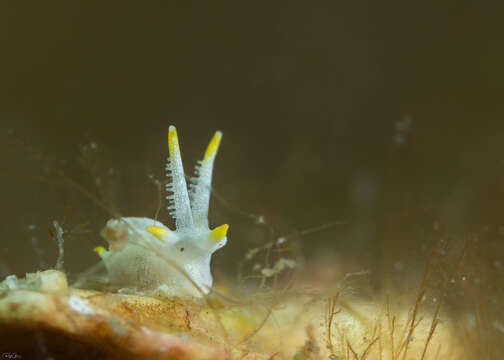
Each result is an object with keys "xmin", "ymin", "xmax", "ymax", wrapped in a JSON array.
[
  {"xmin": 93, "ymin": 246, "xmax": 107, "ymax": 256},
  {"xmin": 209, "ymin": 224, "xmax": 228, "ymax": 243},
  {"xmin": 204, "ymin": 131, "xmax": 222, "ymax": 161},
  {"xmin": 146, "ymin": 226, "xmax": 169, "ymax": 240},
  {"xmin": 168, "ymin": 125, "xmax": 180, "ymax": 160}
]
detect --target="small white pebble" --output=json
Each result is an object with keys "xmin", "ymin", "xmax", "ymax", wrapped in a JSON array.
[{"xmin": 68, "ymin": 296, "xmax": 93, "ymax": 315}]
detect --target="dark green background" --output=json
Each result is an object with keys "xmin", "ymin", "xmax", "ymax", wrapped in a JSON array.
[{"xmin": 1, "ymin": 2, "xmax": 503, "ymax": 289}]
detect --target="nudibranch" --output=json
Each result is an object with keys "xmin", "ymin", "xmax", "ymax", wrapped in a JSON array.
[{"xmin": 94, "ymin": 126, "xmax": 228, "ymax": 297}]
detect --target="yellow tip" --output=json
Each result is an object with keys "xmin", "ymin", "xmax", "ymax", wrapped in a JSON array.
[
  {"xmin": 93, "ymin": 246, "xmax": 107, "ymax": 256},
  {"xmin": 147, "ymin": 226, "xmax": 169, "ymax": 240},
  {"xmin": 204, "ymin": 131, "xmax": 222, "ymax": 161},
  {"xmin": 209, "ymin": 224, "xmax": 229, "ymax": 243},
  {"xmin": 168, "ymin": 126, "xmax": 180, "ymax": 160}
]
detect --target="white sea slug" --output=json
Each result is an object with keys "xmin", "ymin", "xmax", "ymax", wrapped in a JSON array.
[{"xmin": 94, "ymin": 126, "xmax": 228, "ymax": 297}]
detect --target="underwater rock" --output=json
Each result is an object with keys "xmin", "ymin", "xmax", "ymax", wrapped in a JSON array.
[
  {"xmin": 0, "ymin": 270, "xmax": 240, "ymax": 359},
  {"xmin": 0, "ymin": 268, "xmax": 468, "ymax": 360}
]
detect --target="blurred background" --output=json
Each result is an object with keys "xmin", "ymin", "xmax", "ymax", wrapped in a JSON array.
[{"xmin": 0, "ymin": 0, "xmax": 503, "ymax": 307}]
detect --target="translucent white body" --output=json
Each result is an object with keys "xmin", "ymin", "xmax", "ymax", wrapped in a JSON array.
[{"xmin": 95, "ymin": 127, "xmax": 228, "ymax": 297}]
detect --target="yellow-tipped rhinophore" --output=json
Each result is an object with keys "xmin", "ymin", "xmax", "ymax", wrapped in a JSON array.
[
  {"xmin": 93, "ymin": 246, "xmax": 107, "ymax": 256},
  {"xmin": 166, "ymin": 125, "xmax": 194, "ymax": 230},
  {"xmin": 168, "ymin": 125, "xmax": 180, "ymax": 160},
  {"xmin": 203, "ymin": 131, "xmax": 222, "ymax": 161},
  {"xmin": 209, "ymin": 224, "xmax": 229, "ymax": 243},
  {"xmin": 147, "ymin": 226, "xmax": 169, "ymax": 240}
]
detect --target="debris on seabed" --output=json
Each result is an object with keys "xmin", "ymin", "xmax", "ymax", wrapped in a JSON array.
[{"xmin": 0, "ymin": 268, "xmax": 469, "ymax": 359}]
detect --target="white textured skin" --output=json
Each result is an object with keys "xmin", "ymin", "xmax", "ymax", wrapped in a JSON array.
[{"xmin": 100, "ymin": 217, "xmax": 226, "ymax": 297}]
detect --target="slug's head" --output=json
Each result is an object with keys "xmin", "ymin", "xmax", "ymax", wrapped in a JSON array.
[{"xmin": 146, "ymin": 223, "xmax": 229, "ymax": 256}]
